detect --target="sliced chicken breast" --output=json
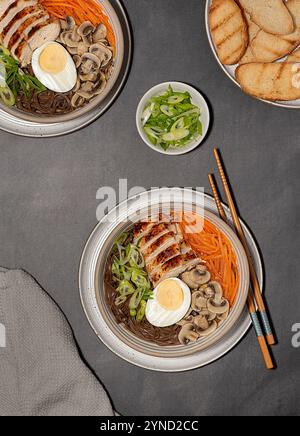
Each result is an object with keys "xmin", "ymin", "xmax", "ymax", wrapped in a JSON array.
[
  {"xmin": 0, "ymin": 0, "xmax": 37, "ymax": 33},
  {"xmin": 0, "ymin": 0, "xmax": 18, "ymax": 19},
  {"xmin": 142, "ymin": 232, "xmax": 177, "ymax": 262},
  {"xmin": 16, "ymin": 19, "xmax": 60, "ymax": 65},
  {"xmin": 9, "ymin": 12, "xmax": 49, "ymax": 53},
  {"xmin": 146, "ymin": 244, "xmax": 181, "ymax": 274},
  {"xmin": 2, "ymin": 5, "xmax": 44, "ymax": 48},
  {"xmin": 151, "ymin": 252, "xmax": 201, "ymax": 286}
]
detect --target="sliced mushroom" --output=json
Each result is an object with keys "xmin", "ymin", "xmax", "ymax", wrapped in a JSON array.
[
  {"xmin": 181, "ymin": 265, "xmax": 211, "ymax": 289},
  {"xmin": 178, "ymin": 324, "xmax": 199, "ymax": 345},
  {"xmin": 71, "ymin": 93, "xmax": 85, "ymax": 108},
  {"xmin": 80, "ymin": 53, "xmax": 101, "ymax": 73},
  {"xmin": 66, "ymin": 16, "xmax": 76, "ymax": 30},
  {"xmin": 200, "ymin": 309, "xmax": 217, "ymax": 322},
  {"xmin": 191, "ymin": 291, "xmax": 207, "ymax": 312},
  {"xmin": 67, "ymin": 46, "xmax": 78, "ymax": 55},
  {"xmin": 217, "ymin": 311, "xmax": 230, "ymax": 323},
  {"xmin": 79, "ymin": 72, "xmax": 99, "ymax": 82},
  {"xmin": 78, "ymin": 21, "xmax": 95, "ymax": 37},
  {"xmin": 74, "ymin": 79, "xmax": 81, "ymax": 92},
  {"xmin": 92, "ymin": 75, "xmax": 107, "ymax": 95},
  {"xmin": 176, "ymin": 315, "xmax": 194, "ymax": 327},
  {"xmin": 73, "ymin": 55, "xmax": 82, "ymax": 68},
  {"xmin": 197, "ymin": 320, "xmax": 218, "ymax": 337},
  {"xmin": 60, "ymin": 19, "xmax": 68, "ymax": 31},
  {"xmin": 207, "ymin": 297, "xmax": 230, "ymax": 315},
  {"xmin": 93, "ymin": 23, "xmax": 107, "ymax": 42},
  {"xmin": 76, "ymin": 81, "xmax": 95, "ymax": 99},
  {"xmin": 193, "ymin": 315, "xmax": 209, "ymax": 331},
  {"xmin": 77, "ymin": 42, "xmax": 90, "ymax": 57},
  {"xmin": 204, "ymin": 281, "xmax": 223, "ymax": 302},
  {"xmin": 62, "ymin": 30, "xmax": 81, "ymax": 48}
]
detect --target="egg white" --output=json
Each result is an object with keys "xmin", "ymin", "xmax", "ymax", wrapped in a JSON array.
[
  {"xmin": 146, "ymin": 278, "xmax": 191, "ymax": 328},
  {"xmin": 31, "ymin": 42, "xmax": 77, "ymax": 93}
]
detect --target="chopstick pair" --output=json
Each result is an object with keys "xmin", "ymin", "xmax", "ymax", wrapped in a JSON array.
[{"xmin": 208, "ymin": 149, "xmax": 275, "ymax": 370}]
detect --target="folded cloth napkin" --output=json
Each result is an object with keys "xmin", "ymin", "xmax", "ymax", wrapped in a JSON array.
[{"xmin": 0, "ymin": 269, "xmax": 114, "ymax": 416}]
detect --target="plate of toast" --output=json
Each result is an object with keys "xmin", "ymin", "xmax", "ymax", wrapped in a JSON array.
[{"xmin": 206, "ymin": 0, "xmax": 300, "ymax": 108}]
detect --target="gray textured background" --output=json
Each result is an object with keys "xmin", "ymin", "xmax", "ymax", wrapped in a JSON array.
[{"xmin": 0, "ymin": 0, "xmax": 299, "ymax": 416}]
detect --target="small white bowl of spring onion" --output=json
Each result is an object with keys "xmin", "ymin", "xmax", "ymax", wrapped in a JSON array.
[{"xmin": 136, "ymin": 82, "xmax": 210, "ymax": 155}]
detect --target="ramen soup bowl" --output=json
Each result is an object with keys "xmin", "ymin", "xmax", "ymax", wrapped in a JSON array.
[
  {"xmin": 0, "ymin": 0, "xmax": 125, "ymax": 124},
  {"xmin": 82, "ymin": 188, "xmax": 250, "ymax": 360}
]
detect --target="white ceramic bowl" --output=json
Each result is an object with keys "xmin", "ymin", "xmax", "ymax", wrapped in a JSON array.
[{"xmin": 136, "ymin": 82, "xmax": 210, "ymax": 155}]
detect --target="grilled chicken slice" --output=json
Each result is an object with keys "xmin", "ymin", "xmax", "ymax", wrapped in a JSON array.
[
  {"xmin": 0, "ymin": 0, "xmax": 37, "ymax": 33},
  {"xmin": 0, "ymin": 0, "xmax": 19, "ymax": 19},
  {"xmin": 142, "ymin": 231, "xmax": 177, "ymax": 262},
  {"xmin": 138, "ymin": 223, "xmax": 171, "ymax": 250},
  {"xmin": 146, "ymin": 244, "xmax": 181, "ymax": 275},
  {"xmin": 16, "ymin": 19, "xmax": 60, "ymax": 66},
  {"xmin": 3, "ymin": 6, "xmax": 45, "ymax": 48},
  {"xmin": 150, "ymin": 251, "xmax": 201, "ymax": 286}
]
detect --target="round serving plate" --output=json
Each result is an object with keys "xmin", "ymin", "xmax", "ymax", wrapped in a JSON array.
[
  {"xmin": 79, "ymin": 188, "xmax": 263, "ymax": 372},
  {"xmin": 205, "ymin": 0, "xmax": 300, "ymax": 109},
  {"xmin": 0, "ymin": 0, "xmax": 132, "ymax": 137}
]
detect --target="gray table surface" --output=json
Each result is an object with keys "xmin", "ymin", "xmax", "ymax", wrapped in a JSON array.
[{"xmin": 0, "ymin": 0, "xmax": 299, "ymax": 417}]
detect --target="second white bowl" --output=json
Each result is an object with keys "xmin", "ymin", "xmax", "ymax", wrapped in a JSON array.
[{"xmin": 136, "ymin": 82, "xmax": 210, "ymax": 155}]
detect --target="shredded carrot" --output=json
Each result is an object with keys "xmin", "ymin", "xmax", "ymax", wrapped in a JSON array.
[
  {"xmin": 179, "ymin": 213, "xmax": 240, "ymax": 306},
  {"xmin": 39, "ymin": 0, "xmax": 115, "ymax": 47}
]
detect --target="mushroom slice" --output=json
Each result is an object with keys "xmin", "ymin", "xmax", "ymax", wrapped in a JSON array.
[
  {"xmin": 178, "ymin": 323, "xmax": 199, "ymax": 345},
  {"xmin": 204, "ymin": 281, "xmax": 223, "ymax": 302},
  {"xmin": 62, "ymin": 30, "xmax": 81, "ymax": 48},
  {"xmin": 181, "ymin": 265, "xmax": 211, "ymax": 289},
  {"xmin": 200, "ymin": 309, "xmax": 217, "ymax": 322},
  {"xmin": 71, "ymin": 93, "xmax": 85, "ymax": 108},
  {"xmin": 217, "ymin": 311, "xmax": 230, "ymax": 323},
  {"xmin": 77, "ymin": 82, "xmax": 95, "ymax": 100},
  {"xmin": 79, "ymin": 72, "xmax": 99, "ymax": 82},
  {"xmin": 93, "ymin": 23, "xmax": 107, "ymax": 42},
  {"xmin": 89, "ymin": 43, "xmax": 112, "ymax": 66},
  {"xmin": 92, "ymin": 75, "xmax": 107, "ymax": 95},
  {"xmin": 191, "ymin": 291, "xmax": 207, "ymax": 312},
  {"xmin": 197, "ymin": 320, "xmax": 218, "ymax": 337},
  {"xmin": 73, "ymin": 55, "xmax": 82, "ymax": 68},
  {"xmin": 193, "ymin": 315, "xmax": 209, "ymax": 331},
  {"xmin": 60, "ymin": 19, "xmax": 68, "ymax": 31},
  {"xmin": 66, "ymin": 16, "xmax": 76, "ymax": 30},
  {"xmin": 81, "ymin": 53, "xmax": 101, "ymax": 73},
  {"xmin": 176, "ymin": 315, "xmax": 194, "ymax": 327},
  {"xmin": 207, "ymin": 298, "xmax": 230, "ymax": 315},
  {"xmin": 78, "ymin": 21, "xmax": 95, "ymax": 37},
  {"xmin": 77, "ymin": 42, "xmax": 90, "ymax": 57}
]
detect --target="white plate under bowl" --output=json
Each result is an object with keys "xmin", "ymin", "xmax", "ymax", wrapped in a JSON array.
[
  {"xmin": 205, "ymin": 0, "xmax": 300, "ymax": 109},
  {"xmin": 0, "ymin": 0, "xmax": 132, "ymax": 137},
  {"xmin": 136, "ymin": 82, "xmax": 210, "ymax": 155},
  {"xmin": 79, "ymin": 189, "xmax": 263, "ymax": 372}
]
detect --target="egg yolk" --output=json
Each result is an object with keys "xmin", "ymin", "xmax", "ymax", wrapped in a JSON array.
[
  {"xmin": 39, "ymin": 44, "xmax": 67, "ymax": 74},
  {"xmin": 157, "ymin": 280, "xmax": 184, "ymax": 311}
]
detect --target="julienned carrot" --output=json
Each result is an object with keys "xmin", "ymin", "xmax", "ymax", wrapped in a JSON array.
[
  {"xmin": 39, "ymin": 0, "xmax": 115, "ymax": 46},
  {"xmin": 180, "ymin": 213, "xmax": 239, "ymax": 306}
]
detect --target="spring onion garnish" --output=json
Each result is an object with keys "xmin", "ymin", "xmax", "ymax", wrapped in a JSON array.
[
  {"xmin": 111, "ymin": 233, "xmax": 153, "ymax": 321},
  {"xmin": 142, "ymin": 85, "xmax": 202, "ymax": 151},
  {"xmin": 0, "ymin": 45, "xmax": 45, "ymax": 107}
]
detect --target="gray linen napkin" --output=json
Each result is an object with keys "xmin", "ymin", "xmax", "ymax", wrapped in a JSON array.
[{"xmin": 0, "ymin": 268, "xmax": 114, "ymax": 416}]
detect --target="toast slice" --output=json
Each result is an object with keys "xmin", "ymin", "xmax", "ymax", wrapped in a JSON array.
[
  {"xmin": 209, "ymin": 0, "xmax": 248, "ymax": 65},
  {"xmin": 238, "ymin": 0, "xmax": 294, "ymax": 35},
  {"xmin": 287, "ymin": 47, "xmax": 300, "ymax": 61},
  {"xmin": 240, "ymin": 0, "xmax": 300, "ymax": 63},
  {"xmin": 236, "ymin": 62, "xmax": 300, "ymax": 100}
]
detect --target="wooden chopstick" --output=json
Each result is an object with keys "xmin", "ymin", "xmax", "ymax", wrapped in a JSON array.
[
  {"xmin": 208, "ymin": 173, "xmax": 274, "ymax": 370},
  {"xmin": 213, "ymin": 148, "xmax": 276, "ymax": 346}
]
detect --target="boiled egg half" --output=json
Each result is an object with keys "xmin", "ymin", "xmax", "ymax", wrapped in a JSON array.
[
  {"xmin": 32, "ymin": 42, "xmax": 77, "ymax": 93},
  {"xmin": 146, "ymin": 278, "xmax": 191, "ymax": 328}
]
